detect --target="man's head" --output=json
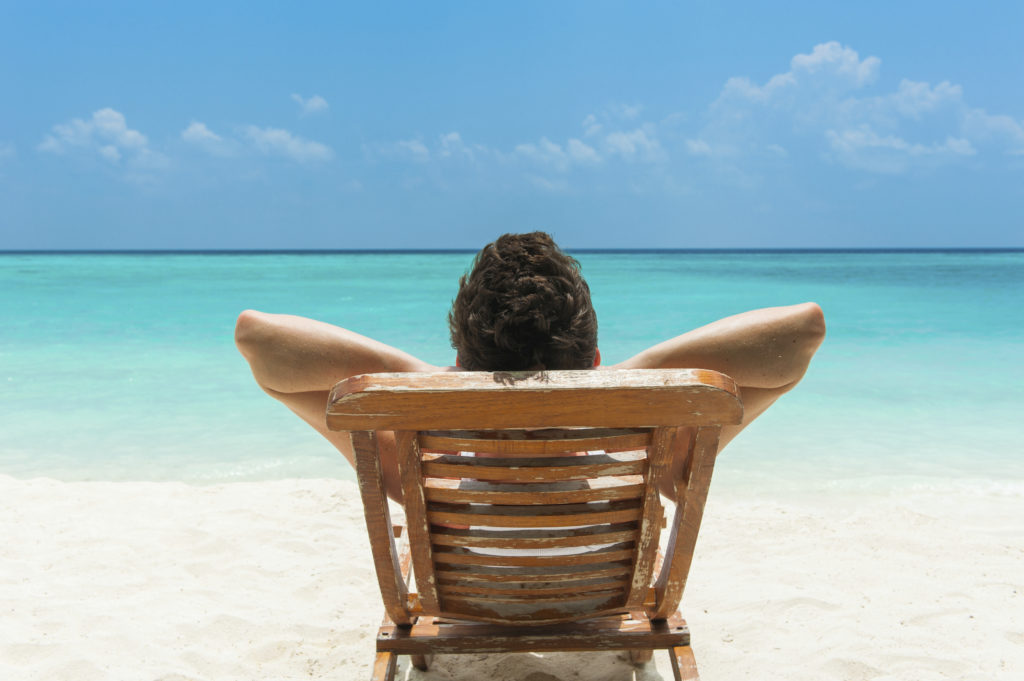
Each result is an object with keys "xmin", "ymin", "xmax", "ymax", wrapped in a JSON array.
[{"xmin": 448, "ymin": 232, "xmax": 598, "ymax": 371}]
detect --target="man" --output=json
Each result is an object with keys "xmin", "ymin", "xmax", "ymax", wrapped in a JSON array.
[{"xmin": 235, "ymin": 232, "xmax": 825, "ymax": 500}]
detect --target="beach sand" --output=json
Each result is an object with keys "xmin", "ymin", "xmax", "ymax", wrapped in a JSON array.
[{"xmin": 1, "ymin": 475, "xmax": 1021, "ymax": 680}]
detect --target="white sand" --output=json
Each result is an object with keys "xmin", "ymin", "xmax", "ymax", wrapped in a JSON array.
[{"xmin": 1, "ymin": 475, "xmax": 1021, "ymax": 680}]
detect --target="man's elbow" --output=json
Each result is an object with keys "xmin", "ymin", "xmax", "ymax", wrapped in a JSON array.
[
  {"xmin": 799, "ymin": 302, "xmax": 827, "ymax": 347},
  {"xmin": 781, "ymin": 302, "xmax": 826, "ymax": 389},
  {"xmin": 235, "ymin": 309, "xmax": 267, "ymax": 360}
]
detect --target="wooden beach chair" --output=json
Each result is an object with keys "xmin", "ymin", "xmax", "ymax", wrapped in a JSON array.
[{"xmin": 326, "ymin": 368, "xmax": 742, "ymax": 680}]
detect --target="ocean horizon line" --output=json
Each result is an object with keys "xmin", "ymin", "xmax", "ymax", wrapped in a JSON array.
[{"xmin": 3, "ymin": 247, "xmax": 1023, "ymax": 256}]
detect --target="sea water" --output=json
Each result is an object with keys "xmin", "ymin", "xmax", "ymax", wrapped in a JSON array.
[{"xmin": 1, "ymin": 251, "xmax": 1022, "ymax": 496}]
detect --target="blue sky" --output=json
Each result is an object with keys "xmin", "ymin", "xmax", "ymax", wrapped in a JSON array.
[{"xmin": 1, "ymin": 2, "xmax": 1022, "ymax": 249}]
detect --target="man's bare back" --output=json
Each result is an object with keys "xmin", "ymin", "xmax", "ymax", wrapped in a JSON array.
[{"xmin": 235, "ymin": 302, "xmax": 826, "ymax": 500}]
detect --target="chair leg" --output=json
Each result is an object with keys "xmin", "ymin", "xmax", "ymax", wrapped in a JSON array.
[
  {"xmin": 668, "ymin": 645, "xmax": 699, "ymax": 681},
  {"xmin": 371, "ymin": 651, "xmax": 397, "ymax": 681},
  {"xmin": 411, "ymin": 653, "xmax": 432, "ymax": 670},
  {"xmin": 628, "ymin": 649, "xmax": 654, "ymax": 664}
]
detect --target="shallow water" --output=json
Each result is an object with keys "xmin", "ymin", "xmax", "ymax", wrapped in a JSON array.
[{"xmin": 2, "ymin": 250, "xmax": 1022, "ymax": 492}]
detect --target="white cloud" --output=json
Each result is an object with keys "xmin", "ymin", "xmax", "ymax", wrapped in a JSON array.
[
  {"xmin": 291, "ymin": 93, "xmax": 329, "ymax": 115},
  {"xmin": 889, "ymin": 79, "xmax": 962, "ymax": 119},
  {"xmin": 98, "ymin": 145, "xmax": 121, "ymax": 162},
  {"xmin": 38, "ymin": 108, "xmax": 151, "ymax": 164},
  {"xmin": 515, "ymin": 137, "xmax": 571, "ymax": 172},
  {"xmin": 526, "ymin": 174, "xmax": 569, "ymax": 192},
  {"xmin": 699, "ymin": 41, "xmax": 1023, "ymax": 173},
  {"xmin": 93, "ymin": 108, "xmax": 147, "ymax": 148},
  {"xmin": 438, "ymin": 132, "xmax": 478, "ymax": 160},
  {"xmin": 718, "ymin": 42, "xmax": 880, "ymax": 110},
  {"xmin": 515, "ymin": 136, "xmax": 601, "ymax": 171},
  {"xmin": 182, "ymin": 121, "xmax": 222, "ymax": 145},
  {"xmin": 963, "ymin": 109, "xmax": 1024, "ymax": 153},
  {"xmin": 395, "ymin": 138, "xmax": 430, "ymax": 162},
  {"xmin": 827, "ymin": 125, "xmax": 975, "ymax": 173},
  {"xmin": 0, "ymin": 142, "xmax": 14, "ymax": 159},
  {"xmin": 610, "ymin": 103, "xmax": 643, "ymax": 120},
  {"xmin": 582, "ymin": 114, "xmax": 602, "ymax": 137},
  {"xmin": 243, "ymin": 125, "xmax": 334, "ymax": 162},
  {"xmin": 566, "ymin": 138, "xmax": 600, "ymax": 165},
  {"xmin": 374, "ymin": 133, "xmax": 494, "ymax": 165},
  {"xmin": 790, "ymin": 41, "xmax": 880, "ymax": 87},
  {"xmin": 604, "ymin": 126, "xmax": 664, "ymax": 162},
  {"xmin": 181, "ymin": 121, "xmax": 236, "ymax": 156},
  {"xmin": 685, "ymin": 139, "xmax": 712, "ymax": 156}
]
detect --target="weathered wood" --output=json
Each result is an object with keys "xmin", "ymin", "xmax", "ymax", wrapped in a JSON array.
[
  {"xmin": 432, "ymin": 543, "xmax": 635, "ymax": 567},
  {"xmin": 442, "ymin": 586, "xmax": 625, "ymax": 605},
  {"xmin": 671, "ymin": 645, "xmax": 700, "ymax": 681},
  {"xmin": 420, "ymin": 428, "xmax": 652, "ymax": 455},
  {"xmin": 436, "ymin": 563, "xmax": 631, "ymax": 583},
  {"xmin": 629, "ymin": 648, "xmax": 654, "ymax": 664},
  {"xmin": 327, "ymin": 369, "xmax": 742, "ymax": 431},
  {"xmin": 352, "ymin": 431, "xmax": 410, "ymax": 626},
  {"xmin": 441, "ymin": 593, "xmax": 627, "ymax": 624},
  {"xmin": 427, "ymin": 499, "xmax": 642, "ymax": 528},
  {"xmin": 651, "ymin": 426, "xmax": 722, "ymax": 620},
  {"xmin": 425, "ymin": 449, "xmax": 647, "ymax": 465},
  {"xmin": 410, "ymin": 653, "xmax": 432, "ymax": 671},
  {"xmin": 440, "ymin": 576, "xmax": 627, "ymax": 597},
  {"xmin": 422, "ymin": 454, "xmax": 647, "ymax": 482},
  {"xmin": 343, "ymin": 368, "xmax": 737, "ymax": 678},
  {"xmin": 395, "ymin": 431, "xmax": 440, "ymax": 613},
  {"xmin": 626, "ymin": 427, "xmax": 675, "ymax": 606},
  {"xmin": 430, "ymin": 523, "xmax": 638, "ymax": 550},
  {"xmin": 424, "ymin": 479, "xmax": 646, "ymax": 505},
  {"xmin": 377, "ymin": 614, "xmax": 690, "ymax": 654},
  {"xmin": 369, "ymin": 651, "xmax": 397, "ymax": 681}
]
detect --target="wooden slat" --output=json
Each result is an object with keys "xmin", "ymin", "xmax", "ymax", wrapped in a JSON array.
[
  {"xmin": 370, "ymin": 651, "xmax": 397, "ymax": 681},
  {"xmin": 436, "ymin": 563, "xmax": 631, "ymax": 583},
  {"xmin": 327, "ymin": 369, "xmax": 742, "ymax": 431},
  {"xmin": 626, "ymin": 426, "xmax": 676, "ymax": 606},
  {"xmin": 430, "ymin": 523, "xmax": 638, "ymax": 549},
  {"xmin": 424, "ymin": 450, "xmax": 647, "ymax": 466},
  {"xmin": 420, "ymin": 428, "xmax": 651, "ymax": 455},
  {"xmin": 395, "ymin": 431, "xmax": 440, "ymax": 613},
  {"xmin": 422, "ymin": 454, "xmax": 646, "ymax": 482},
  {"xmin": 439, "ymin": 577, "xmax": 627, "ymax": 597},
  {"xmin": 432, "ymin": 543, "xmax": 635, "ymax": 567},
  {"xmin": 352, "ymin": 431, "xmax": 410, "ymax": 626},
  {"xmin": 442, "ymin": 593, "xmax": 626, "ymax": 623},
  {"xmin": 424, "ymin": 479, "xmax": 645, "ymax": 505},
  {"xmin": 378, "ymin": 613, "xmax": 690, "ymax": 653},
  {"xmin": 652, "ymin": 426, "xmax": 722, "ymax": 620},
  {"xmin": 443, "ymin": 588, "xmax": 625, "ymax": 605},
  {"xmin": 427, "ymin": 500, "xmax": 643, "ymax": 528},
  {"xmin": 671, "ymin": 645, "xmax": 700, "ymax": 681}
]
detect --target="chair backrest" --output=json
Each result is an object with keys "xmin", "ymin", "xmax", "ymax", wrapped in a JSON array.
[{"xmin": 327, "ymin": 369, "xmax": 742, "ymax": 626}]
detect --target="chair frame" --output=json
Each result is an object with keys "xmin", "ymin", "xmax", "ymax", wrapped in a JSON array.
[{"xmin": 327, "ymin": 369, "xmax": 742, "ymax": 680}]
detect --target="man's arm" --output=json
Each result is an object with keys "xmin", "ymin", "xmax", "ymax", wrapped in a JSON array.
[
  {"xmin": 235, "ymin": 310, "xmax": 447, "ymax": 499},
  {"xmin": 612, "ymin": 302, "xmax": 826, "ymax": 449},
  {"xmin": 235, "ymin": 310, "xmax": 440, "ymax": 393}
]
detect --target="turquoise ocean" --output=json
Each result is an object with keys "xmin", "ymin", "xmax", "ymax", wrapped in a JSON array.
[{"xmin": 2, "ymin": 251, "xmax": 1022, "ymax": 496}]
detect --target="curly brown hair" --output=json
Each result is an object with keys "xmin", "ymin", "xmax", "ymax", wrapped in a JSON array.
[{"xmin": 448, "ymin": 232, "xmax": 598, "ymax": 371}]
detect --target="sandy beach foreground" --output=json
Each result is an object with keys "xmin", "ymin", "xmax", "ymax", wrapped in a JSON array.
[{"xmin": 1, "ymin": 475, "xmax": 1021, "ymax": 681}]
